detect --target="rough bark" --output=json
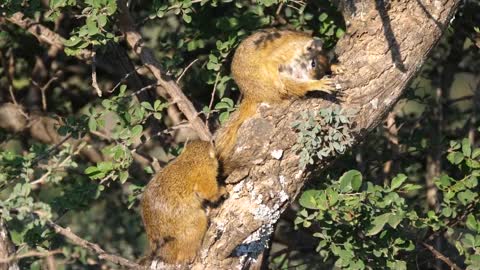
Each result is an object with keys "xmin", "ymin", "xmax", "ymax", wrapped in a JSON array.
[
  {"xmin": 180, "ymin": 1, "xmax": 460, "ymax": 269},
  {"xmin": 0, "ymin": 222, "xmax": 19, "ymax": 270}
]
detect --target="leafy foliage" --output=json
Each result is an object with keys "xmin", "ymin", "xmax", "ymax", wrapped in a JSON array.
[
  {"xmin": 293, "ymin": 106, "xmax": 356, "ymax": 168},
  {"xmin": 296, "ymin": 137, "xmax": 480, "ymax": 270}
]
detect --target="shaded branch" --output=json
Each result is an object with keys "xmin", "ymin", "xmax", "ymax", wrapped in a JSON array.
[
  {"xmin": 0, "ymin": 249, "xmax": 62, "ymax": 264},
  {"xmin": 421, "ymin": 242, "xmax": 462, "ymax": 270},
  {"xmin": 2, "ymin": 12, "xmax": 92, "ymax": 61},
  {"xmin": 47, "ymin": 221, "xmax": 144, "ymax": 269}
]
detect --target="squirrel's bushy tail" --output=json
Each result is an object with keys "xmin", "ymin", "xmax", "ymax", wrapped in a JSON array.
[{"xmin": 215, "ymin": 99, "xmax": 258, "ymax": 174}]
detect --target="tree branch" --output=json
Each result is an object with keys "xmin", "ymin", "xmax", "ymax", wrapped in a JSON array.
[
  {"xmin": 421, "ymin": 242, "xmax": 462, "ymax": 270},
  {"xmin": 0, "ymin": 249, "xmax": 62, "ymax": 264},
  {"xmin": 115, "ymin": 0, "xmax": 212, "ymax": 141},
  {"xmin": 1, "ymin": 13, "xmax": 92, "ymax": 61},
  {"xmin": 47, "ymin": 221, "xmax": 144, "ymax": 269}
]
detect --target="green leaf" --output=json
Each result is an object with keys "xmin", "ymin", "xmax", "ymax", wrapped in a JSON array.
[
  {"xmin": 367, "ymin": 213, "xmax": 391, "ymax": 236},
  {"xmin": 390, "ymin": 174, "xmax": 407, "ymax": 190},
  {"xmin": 319, "ymin": 12, "xmax": 328, "ymax": 22},
  {"xmin": 131, "ymin": 125, "xmax": 143, "ymax": 137},
  {"xmin": 447, "ymin": 152, "xmax": 464, "ymax": 165},
  {"xmin": 299, "ymin": 190, "xmax": 321, "ymax": 209},
  {"xmin": 97, "ymin": 161, "xmax": 113, "ymax": 172},
  {"xmin": 88, "ymin": 117, "xmax": 97, "ymax": 131},
  {"xmin": 387, "ymin": 213, "xmax": 403, "ymax": 228},
  {"xmin": 402, "ymin": 183, "xmax": 422, "ymax": 191},
  {"xmin": 219, "ymin": 111, "xmax": 230, "ymax": 123},
  {"xmin": 86, "ymin": 17, "xmax": 98, "ymax": 36},
  {"xmin": 215, "ymin": 102, "xmax": 229, "ymax": 110},
  {"xmin": 472, "ymin": 148, "xmax": 480, "ymax": 159},
  {"xmin": 182, "ymin": 13, "xmax": 192, "ymax": 23},
  {"xmin": 450, "ymin": 140, "xmax": 461, "ymax": 150},
  {"xmin": 141, "ymin": 101, "xmax": 153, "ymax": 111},
  {"xmin": 462, "ymin": 233, "xmax": 476, "ymax": 248},
  {"xmin": 64, "ymin": 36, "xmax": 82, "ymax": 47},
  {"xmin": 119, "ymin": 171, "xmax": 129, "ymax": 184},
  {"xmin": 154, "ymin": 100, "xmax": 162, "ymax": 110},
  {"xmin": 462, "ymin": 138, "xmax": 472, "ymax": 157},
  {"xmin": 339, "ymin": 170, "xmax": 362, "ymax": 193},
  {"xmin": 466, "ymin": 214, "xmax": 478, "ymax": 232},
  {"xmin": 457, "ymin": 190, "xmax": 477, "ymax": 205},
  {"xmin": 98, "ymin": 15, "xmax": 107, "ymax": 28},
  {"xmin": 85, "ymin": 166, "xmax": 99, "ymax": 174},
  {"xmin": 389, "ymin": 260, "xmax": 407, "ymax": 270}
]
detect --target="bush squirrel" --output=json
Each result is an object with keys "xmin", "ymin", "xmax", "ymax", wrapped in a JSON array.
[
  {"xmin": 215, "ymin": 29, "xmax": 341, "ymax": 174},
  {"xmin": 140, "ymin": 140, "xmax": 225, "ymax": 264}
]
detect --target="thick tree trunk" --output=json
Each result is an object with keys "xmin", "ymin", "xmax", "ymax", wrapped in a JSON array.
[{"xmin": 178, "ymin": 1, "xmax": 460, "ymax": 269}]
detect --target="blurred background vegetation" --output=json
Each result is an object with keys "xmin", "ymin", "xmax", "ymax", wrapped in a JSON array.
[{"xmin": 0, "ymin": 0, "xmax": 479, "ymax": 269}]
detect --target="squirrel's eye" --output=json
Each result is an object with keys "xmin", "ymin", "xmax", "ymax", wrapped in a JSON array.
[{"xmin": 311, "ymin": 59, "xmax": 316, "ymax": 68}]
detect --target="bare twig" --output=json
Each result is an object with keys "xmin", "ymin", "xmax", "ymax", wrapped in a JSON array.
[
  {"xmin": 134, "ymin": 121, "xmax": 190, "ymax": 151},
  {"xmin": 32, "ymin": 76, "xmax": 59, "ymax": 111},
  {"xmin": 128, "ymin": 83, "xmax": 160, "ymax": 97},
  {"xmin": 31, "ymin": 134, "xmax": 72, "ymax": 166},
  {"xmin": 206, "ymin": 71, "xmax": 221, "ymax": 124},
  {"xmin": 116, "ymin": 0, "xmax": 212, "ymax": 141},
  {"xmin": 0, "ymin": 249, "xmax": 63, "ymax": 264},
  {"xmin": 91, "ymin": 50, "xmax": 103, "ymax": 97},
  {"xmin": 176, "ymin": 58, "xmax": 199, "ymax": 83},
  {"xmin": 0, "ymin": 50, "xmax": 19, "ymax": 106},
  {"xmin": 421, "ymin": 242, "xmax": 462, "ymax": 270},
  {"xmin": 109, "ymin": 64, "xmax": 147, "ymax": 93},
  {"xmin": 47, "ymin": 221, "xmax": 144, "ymax": 269}
]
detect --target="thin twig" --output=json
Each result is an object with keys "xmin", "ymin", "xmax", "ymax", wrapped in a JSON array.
[
  {"xmin": 0, "ymin": 50, "xmax": 19, "ymax": 106},
  {"xmin": 31, "ymin": 134, "xmax": 72, "ymax": 166},
  {"xmin": 128, "ymin": 83, "xmax": 160, "ymax": 97},
  {"xmin": 206, "ymin": 71, "xmax": 221, "ymax": 124},
  {"xmin": 134, "ymin": 121, "xmax": 190, "ymax": 151},
  {"xmin": 421, "ymin": 242, "xmax": 462, "ymax": 270},
  {"xmin": 0, "ymin": 249, "xmax": 63, "ymax": 264},
  {"xmin": 91, "ymin": 49, "xmax": 102, "ymax": 97},
  {"xmin": 32, "ymin": 76, "xmax": 59, "ymax": 111},
  {"xmin": 47, "ymin": 221, "xmax": 144, "ymax": 269},
  {"xmin": 176, "ymin": 58, "xmax": 199, "ymax": 83},
  {"xmin": 30, "ymin": 142, "xmax": 87, "ymax": 186},
  {"xmin": 109, "ymin": 64, "xmax": 147, "ymax": 93}
]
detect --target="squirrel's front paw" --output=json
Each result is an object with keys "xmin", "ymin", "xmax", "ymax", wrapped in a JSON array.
[{"xmin": 318, "ymin": 77, "xmax": 339, "ymax": 94}]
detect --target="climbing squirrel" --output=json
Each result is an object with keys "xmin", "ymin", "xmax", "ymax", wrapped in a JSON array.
[
  {"xmin": 140, "ymin": 140, "xmax": 225, "ymax": 264},
  {"xmin": 215, "ymin": 29, "xmax": 341, "ymax": 174}
]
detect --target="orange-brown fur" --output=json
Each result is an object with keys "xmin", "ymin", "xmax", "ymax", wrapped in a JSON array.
[
  {"xmin": 215, "ymin": 29, "xmax": 340, "ymax": 174},
  {"xmin": 140, "ymin": 140, "xmax": 224, "ymax": 264}
]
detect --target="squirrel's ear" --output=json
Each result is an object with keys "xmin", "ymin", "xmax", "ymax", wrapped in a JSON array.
[{"xmin": 310, "ymin": 39, "xmax": 324, "ymax": 51}]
